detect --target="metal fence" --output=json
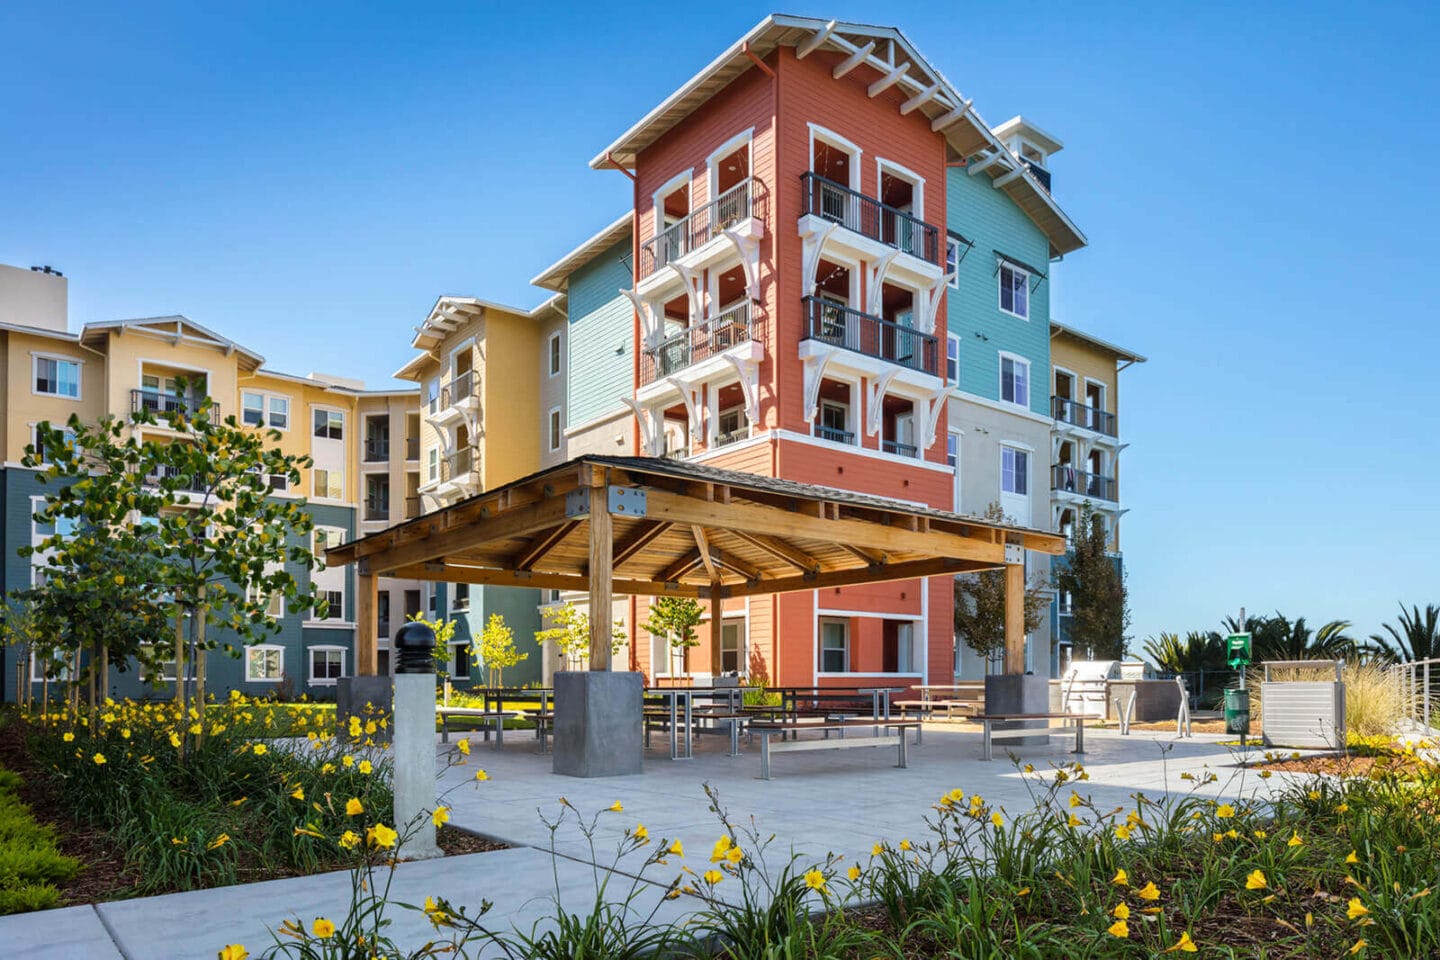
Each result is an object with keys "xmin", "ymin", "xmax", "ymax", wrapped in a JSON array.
[{"xmin": 1394, "ymin": 658, "xmax": 1440, "ymax": 732}]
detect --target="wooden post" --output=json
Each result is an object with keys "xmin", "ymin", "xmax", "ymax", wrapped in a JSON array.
[
  {"xmin": 710, "ymin": 592, "xmax": 723, "ymax": 675},
  {"xmin": 356, "ymin": 568, "xmax": 378, "ymax": 676},
  {"xmin": 1003, "ymin": 561, "xmax": 1026, "ymax": 675},
  {"xmin": 173, "ymin": 606, "xmax": 186, "ymax": 708},
  {"xmin": 588, "ymin": 483, "xmax": 613, "ymax": 672}
]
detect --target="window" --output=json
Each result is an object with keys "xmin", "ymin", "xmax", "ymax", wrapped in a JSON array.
[
  {"xmin": 715, "ymin": 405, "xmax": 746, "ymax": 445},
  {"xmin": 268, "ymin": 472, "xmax": 289, "ymax": 493},
  {"xmin": 427, "ymin": 448, "xmax": 438, "ymax": 483},
  {"xmin": 1002, "ymin": 447, "xmax": 1029, "ymax": 496},
  {"xmin": 1000, "ymin": 355, "xmax": 1030, "ymax": 407},
  {"xmin": 313, "ymin": 409, "xmax": 344, "ymax": 440},
  {"xmin": 945, "ymin": 237, "xmax": 962, "ymax": 288},
  {"xmin": 269, "ymin": 397, "xmax": 289, "ymax": 429},
  {"xmin": 946, "ymin": 334, "xmax": 960, "ymax": 382},
  {"xmin": 450, "ymin": 643, "xmax": 471, "ymax": 680},
  {"xmin": 548, "ymin": 408, "xmax": 562, "ymax": 452},
  {"xmin": 819, "ymin": 619, "xmax": 849, "ymax": 673},
  {"xmin": 452, "ymin": 582, "xmax": 469, "ymax": 611},
  {"xmin": 246, "ymin": 563, "xmax": 285, "ymax": 617},
  {"xmin": 34, "ymin": 356, "xmax": 80, "ymax": 398},
  {"xmin": 999, "ymin": 263, "xmax": 1029, "ymax": 319},
  {"xmin": 947, "ymin": 430, "xmax": 963, "ymax": 512},
  {"xmin": 243, "ymin": 392, "xmax": 265, "ymax": 427},
  {"xmin": 313, "ymin": 468, "xmax": 342, "ymax": 500},
  {"xmin": 819, "ymin": 399, "xmax": 851, "ymax": 444},
  {"xmin": 245, "ymin": 645, "xmax": 284, "ymax": 682},
  {"xmin": 321, "ymin": 590, "xmax": 344, "ymax": 620},
  {"xmin": 308, "ymin": 647, "xmax": 345, "ymax": 684},
  {"xmin": 720, "ymin": 620, "xmax": 745, "ymax": 674},
  {"xmin": 140, "ymin": 644, "xmax": 195, "ymax": 683},
  {"xmin": 30, "ymin": 425, "xmax": 75, "ymax": 464},
  {"xmin": 313, "ymin": 527, "xmax": 344, "ymax": 567},
  {"xmin": 548, "ymin": 333, "xmax": 562, "ymax": 376}
]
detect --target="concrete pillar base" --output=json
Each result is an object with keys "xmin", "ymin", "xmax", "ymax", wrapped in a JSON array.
[
  {"xmin": 553, "ymin": 671, "xmax": 643, "ymax": 778},
  {"xmin": 392, "ymin": 673, "xmax": 441, "ymax": 860},
  {"xmin": 336, "ymin": 676, "xmax": 393, "ymax": 744},
  {"xmin": 985, "ymin": 673, "xmax": 1051, "ymax": 746}
]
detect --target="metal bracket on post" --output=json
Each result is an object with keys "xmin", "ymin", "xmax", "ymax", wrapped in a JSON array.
[
  {"xmin": 1003, "ymin": 543, "xmax": 1025, "ymax": 565},
  {"xmin": 565, "ymin": 489, "xmax": 591, "ymax": 518},
  {"xmin": 608, "ymin": 486, "xmax": 647, "ymax": 518}
]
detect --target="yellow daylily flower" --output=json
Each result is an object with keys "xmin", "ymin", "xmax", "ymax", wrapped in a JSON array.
[
  {"xmin": 207, "ymin": 833, "xmax": 230, "ymax": 850},
  {"xmin": 311, "ymin": 918, "xmax": 335, "ymax": 939},
  {"xmin": 1288, "ymin": 832, "xmax": 1305, "ymax": 848},
  {"xmin": 92, "ymin": 753, "xmax": 107, "ymax": 765},
  {"xmin": 1137, "ymin": 881, "xmax": 1160, "ymax": 901},
  {"xmin": 338, "ymin": 830, "xmax": 360, "ymax": 850},
  {"xmin": 1245, "ymin": 870, "xmax": 1268, "ymax": 890},
  {"xmin": 990, "ymin": 812, "xmax": 1003, "ymax": 828},
  {"xmin": 1349, "ymin": 939, "xmax": 1367, "ymax": 955},
  {"xmin": 609, "ymin": 801, "xmax": 623, "ymax": 812},
  {"xmin": 668, "ymin": 840, "xmax": 684, "ymax": 857},
  {"xmin": 1347, "ymin": 898, "xmax": 1369, "ymax": 920},
  {"xmin": 899, "ymin": 839, "xmax": 913, "ymax": 851},
  {"xmin": 848, "ymin": 865, "xmax": 862, "ymax": 881},
  {"xmin": 633, "ymin": 824, "xmax": 648, "ymax": 842},
  {"xmin": 455, "ymin": 739, "xmax": 470, "ymax": 756},
  {"xmin": 290, "ymin": 786, "xmax": 304, "ymax": 801},
  {"xmin": 1113, "ymin": 902, "xmax": 1131, "ymax": 920},
  {"xmin": 1163, "ymin": 931, "xmax": 1198, "ymax": 953},
  {"xmin": 703, "ymin": 869, "xmax": 724, "ymax": 884},
  {"xmin": 346, "ymin": 798, "xmax": 364, "ymax": 816},
  {"xmin": 218, "ymin": 945, "xmax": 249, "ymax": 960},
  {"xmin": 1107, "ymin": 919, "xmax": 1129, "ymax": 938},
  {"xmin": 1216, "ymin": 803, "xmax": 1235, "ymax": 819},
  {"xmin": 432, "ymin": 806, "xmax": 450, "ymax": 827},
  {"xmin": 358, "ymin": 760, "xmax": 373, "ymax": 775},
  {"xmin": 475, "ymin": 769, "xmax": 490, "ymax": 781},
  {"xmin": 803, "ymin": 869, "xmax": 827, "ymax": 893},
  {"xmin": 1346, "ymin": 850, "xmax": 1359, "ymax": 864},
  {"xmin": 1112, "ymin": 869, "xmax": 1128, "ymax": 886},
  {"xmin": 63, "ymin": 732, "xmax": 75, "ymax": 743},
  {"xmin": 366, "ymin": 823, "xmax": 398, "ymax": 849}
]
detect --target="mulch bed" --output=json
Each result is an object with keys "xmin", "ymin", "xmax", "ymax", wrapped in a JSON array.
[
  {"xmin": 1254, "ymin": 751, "xmax": 1429, "ymax": 779},
  {"xmin": 0, "ymin": 711, "xmax": 505, "ymax": 908}
]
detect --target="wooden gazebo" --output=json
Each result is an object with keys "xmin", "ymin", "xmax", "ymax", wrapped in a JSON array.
[{"xmin": 325, "ymin": 456, "xmax": 1064, "ymax": 775}]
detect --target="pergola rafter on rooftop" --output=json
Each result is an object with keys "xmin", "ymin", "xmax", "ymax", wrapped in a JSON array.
[{"xmin": 326, "ymin": 456, "xmax": 1065, "ymax": 676}]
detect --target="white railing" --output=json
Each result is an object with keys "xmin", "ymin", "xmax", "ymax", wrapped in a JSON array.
[{"xmin": 1395, "ymin": 658, "xmax": 1440, "ymax": 732}]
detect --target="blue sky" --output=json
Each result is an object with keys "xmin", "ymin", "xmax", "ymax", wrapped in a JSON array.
[{"xmin": 3, "ymin": 2, "xmax": 1437, "ymax": 646}]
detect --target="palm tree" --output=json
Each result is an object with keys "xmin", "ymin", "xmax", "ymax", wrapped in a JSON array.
[
  {"xmin": 1367, "ymin": 604, "xmax": 1440, "ymax": 663},
  {"xmin": 1142, "ymin": 630, "xmax": 1226, "ymax": 674},
  {"xmin": 1228, "ymin": 612, "xmax": 1356, "ymax": 662}
]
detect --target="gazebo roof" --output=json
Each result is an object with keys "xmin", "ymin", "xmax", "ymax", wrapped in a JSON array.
[{"xmin": 327, "ymin": 456, "xmax": 1064, "ymax": 600}]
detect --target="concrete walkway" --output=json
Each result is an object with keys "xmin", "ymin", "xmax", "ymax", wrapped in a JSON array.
[{"xmin": 2, "ymin": 723, "xmax": 1308, "ymax": 960}]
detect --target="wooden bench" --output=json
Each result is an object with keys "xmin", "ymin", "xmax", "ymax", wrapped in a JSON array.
[
  {"xmin": 749, "ymin": 718, "xmax": 920, "ymax": 780},
  {"xmin": 965, "ymin": 713, "xmax": 1087, "ymax": 761},
  {"xmin": 896, "ymin": 684, "xmax": 985, "ymax": 721},
  {"xmin": 436, "ymin": 707, "xmax": 518, "ymax": 747}
]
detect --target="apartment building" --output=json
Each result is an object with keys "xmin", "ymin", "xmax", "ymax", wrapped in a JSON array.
[
  {"xmin": 1047, "ymin": 322, "xmax": 1145, "ymax": 675},
  {"xmin": 0, "ymin": 263, "xmax": 422, "ymax": 701}
]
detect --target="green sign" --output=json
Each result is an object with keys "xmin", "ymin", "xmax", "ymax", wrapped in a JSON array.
[{"xmin": 1226, "ymin": 632, "xmax": 1252, "ymax": 667}]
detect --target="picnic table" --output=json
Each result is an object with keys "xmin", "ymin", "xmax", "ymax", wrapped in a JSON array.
[
  {"xmin": 435, "ymin": 706, "xmax": 518, "ymax": 746},
  {"xmin": 896, "ymin": 684, "xmax": 985, "ymax": 720},
  {"xmin": 965, "ymin": 712, "xmax": 1088, "ymax": 761},
  {"xmin": 748, "ymin": 717, "xmax": 921, "ymax": 780}
]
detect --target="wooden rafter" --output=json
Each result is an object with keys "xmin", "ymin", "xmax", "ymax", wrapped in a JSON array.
[
  {"xmin": 721, "ymin": 558, "xmax": 989, "ymax": 599},
  {"xmin": 691, "ymin": 526, "xmax": 719, "ymax": 583},
  {"xmin": 840, "ymin": 543, "xmax": 888, "ymax": 567},
  {"xmin": 868, "ymin": 62, "xmax": 910, "ymax": 98},
  {"xmin": 657, "ymin": 550, "xmax": 705, "ymax": 584},
  {"xmin": 832, "ymin": 41, "xmax": 875, "ymax": 79},
  {"xmin": 611, "ymin": 520, "xmax": 672, "ymax": 569},
  {"xmin": 729, "ymin": 530, "xmax": 823, "ymax": 573},
  {"xmin": 511, "ymin": 520, "xmax": 580, "ymax": 571},
  {"xmin": 796, "ymin": 19, "xmax": 836, "ymax": 59}
]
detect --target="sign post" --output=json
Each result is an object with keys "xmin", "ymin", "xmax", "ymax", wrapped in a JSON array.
[{"xmin": 1226, "ymin": 608, "xmax": 1252, "ymax": 751}]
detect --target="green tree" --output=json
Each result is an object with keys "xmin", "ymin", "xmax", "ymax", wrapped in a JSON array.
[
  {"xmin": 1224, "ymin": 612, "xmax": 1355, "ymax": 662},
  {"xmin": 0, "ymin": 596, "xmax": 45, "ymax": 710},
  {"xmin": 535, "ymin": 601, "xmax": 626, "ymax": 670},
  {"xmin": 475, "ymin": 613, "xmax": 528, "ymax": 687},
  {"xmin": 1366, "ymin": 603, "xmax": 1440, "ymax": 663},
  {"xmin": 642, "ymin": 597, "xmax": 705, "ymax": 675},
  {"xmin": 953, "ymin": 507, "xmax": 1049, "ymax": 669},
  {"xmin": 1053, "ymin": 503, "xmax": 1130, "ymax": 661},
  {"xmin": 1141, "ymin": 630, "xmax": 1226, "ymax": 674},
  {"xmin": 23, "ymin": 390, "xmax": 321, "ymax": 719}
]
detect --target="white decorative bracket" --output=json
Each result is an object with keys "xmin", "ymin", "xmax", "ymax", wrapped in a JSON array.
[
  {"xmin": 621, "ymin": 288, "xmax": 663, "ymax": 350},
  {"xmin": 865, "ymin": 249, "xmax": 900, "ymax": 316},
  {"xmin": 916, "ymin": 273, "xmax": 948, "ymax": 336},
  {"xmin": 801, "ymin": 346, "xmax": 837, "ymax": 423},
  {"xmin": 666, "ymin": 262, "xmax": 704, "ymax": 327},
  {"xmin": 864, "ymin": 368, "xmax": 901, "ymax": 437},
  {"xmin": 721, "ymin": 353, "xmax": 762, "ymax": 425},
  {"xmin": 721, "ymin": 225, "xmax": 764, "ymax": 301},
  {"xmin": 917, "ymin": 382, "xmax": 949, "ymax": 450},
  {"xmin": 800, "ymin": 220, "xmax": 838, "ymax": 297},
  {"xmin": 665, "ymin": 375, "xmax": 705, "ymax": 439},
  {"xmin": 621, "ymin": 397, "xmax": 661, "ymax": 456}
]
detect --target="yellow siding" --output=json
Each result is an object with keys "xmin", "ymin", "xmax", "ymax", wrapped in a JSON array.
[
  {"xmin": 480, "ymin": 308, "xmax": 541, "ymax": 489},
  {"xmin": 1050, "ymin": 337, "xmax": 1119, "ymax": 413},
  {"xmin": 3, "ymin": 331, "xmax": 104, "ymax": 461}
]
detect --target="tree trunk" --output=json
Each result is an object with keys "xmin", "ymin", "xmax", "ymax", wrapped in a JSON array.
[
  {"xmin": 173, "ymin": 605, "xmax": 186, "ymax": 710},
  {"xmin": 194, "ymin": 586, "xmax": 208, "ymax": 731}
]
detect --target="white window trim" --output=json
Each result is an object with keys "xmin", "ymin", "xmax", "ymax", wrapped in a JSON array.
[
  {"xmin": 245, "ymin": 644, "xmax": 286, "ymax": 683},
  {"xmin": 946, "ymin": 333, "xmax": 961, "ymax": 382},
  {"xmin": 547, "ymin": 406, "xmax": 562, "ymax": 452},
  {"xmin": 808, "ymin": 124, "xmax": 862, "ymax": 190},
  {"xmin": 547, "ymin": 331, "xmax": 562, "ymax": 378},
  {"xmin": 705, "ymin": 127, "xmax": 755, "ymax": 199},
  {"xmin": 998, "ymin": 261, "xmax": 1031, "ymax": 321},
  {"xmin": 997, "ymin": 351, "xmax": 1031, "ymax": 409},
  {"xmin": 451, "ymin": 582, "xmax": 470, "ymax": 611},
  {"xmin": 1052, "ymin": 365, "xmax": 1078, "ymax": 402},
  {"xmin": 874, "ymin": 156, "xmax": 925, "ymax": 222},
  {"xmin": 242, "ymin": 390, "xmax": 292, "ymax": 430},
  {"xmin": 307, "ymin": 645, "xmax": 347, "ymax": 686},
  {"xmin": 448, "ymin": 337, "xmax": 476, "ymax": 382},
  {"xmin": 652, "ymin": 170, "xmax": 694, "ymax": 242},
  {"xmin": 31, "ymin": 352, "xmax": 84, "ymax": 400},
  {"xmin": 945, "ymin": 237, "xmax": 962, "ymax": 289},
  {"xmin": 947, "ymin": 428, "xmax": 963, "ymax": 513},
  {"xmin": 449, "ymin": 641, "xmax": 471, "ymax": 680},
  {"xmin": 818, "ymin": 617, "xmax": 850, "ymax": 674},
  {"xmin": 1001, "ymin": 444, "xmax": 1031, "ymax": 497},
  {"xmin": 311, "ymin": 404, "xmax": 346, "ymax": 442},
  {"xmin": 1083, "ymin": 377, "xmax": 1108, "ymax": 412}
]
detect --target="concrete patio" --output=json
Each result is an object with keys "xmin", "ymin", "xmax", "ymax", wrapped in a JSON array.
[{"xmin": 3, "ymin": 722, "xmax": 1309, "ymax": 960}]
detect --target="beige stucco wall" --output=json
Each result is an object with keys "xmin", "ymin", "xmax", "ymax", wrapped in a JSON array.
[
  {"xmin": 0, "ymin": 265, "xmax": 67, "ymax": 332},
  {"xmin": 3, "ymin": 330, "xmax": 104, "ymax": 461}
]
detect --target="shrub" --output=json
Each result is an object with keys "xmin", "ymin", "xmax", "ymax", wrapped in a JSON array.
[{"xmin": 0, "ymin": 760, "xmax": 80, "ymax": 915}]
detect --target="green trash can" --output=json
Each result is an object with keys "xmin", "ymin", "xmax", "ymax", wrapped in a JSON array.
[{"xmin": 1223, "ymin": 687, "xmax": 1251, "ymax": 735}]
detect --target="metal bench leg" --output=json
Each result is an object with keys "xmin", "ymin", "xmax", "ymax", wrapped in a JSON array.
[
  {"xmin": 440, "ymin": 715, "xmax": 450, "ymax": 744},
  {"xmin": 728, "ymin": 721, "xmax": 740, "ymax": 757},
  {"xmin": 1073, "ymin": 719, "xmax": 1085, "ymax": 755},
  {"xmin": 760, "ymin": 733, "xmax": 772, "ymax": 780},
  {"xmin": 982, "ymin": 722, "xmax": 993, "ymax": 761},
  {"xmin": 898, "ymin": 729, "xmax": 909, "ymax": 768},
  {"xmin": 496, "ymin": 715, "xmax": 504, "ymax": 748}
]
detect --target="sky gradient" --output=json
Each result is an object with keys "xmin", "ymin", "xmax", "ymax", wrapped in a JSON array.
[{"xmin": 3, "ymin": 2, "xmax": 1437, "ymax": 647}]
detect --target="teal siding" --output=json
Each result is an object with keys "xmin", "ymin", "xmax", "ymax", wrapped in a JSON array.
[
  {"xmin": 566, "ymin": 237, "xmax": 634, "ymax": 428},
  {"xmin": 449, "ymin": 585, "xmax": 544, "ymax": 689},
  {"xmin": 945, "ymin": 167, "xmax": 1051, "ymax": 416}
]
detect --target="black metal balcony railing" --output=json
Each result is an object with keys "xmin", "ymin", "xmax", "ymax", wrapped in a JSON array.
[
  {"xmin": 1052, "ymin": 396, "xmax": 1117, "ymax": 438},
  {"xmin": 145, "ymin": 465, "xmax": 208, "ymax": 494},
  {"xmin": 712, "ymin": 429, "xmax": 748, "ymax": 449},
  {"xmin": 638, "ymin": 178, "xmax": 754, "ymax": 278},
  {"xmin": 801, "ymin": 172, "xmax": 940, "ymax": 264},
  {"xmin": 442, "ymin": 448, "xmax": 474, "ymax": 481},
  {"xmin": 882, "ymin": 439, "xmax": 918, "ymax": 459},
  {"xmin": 1052, "ymin": 464, "xmax": 1118, "ymax": 502},
  {"xmin": 364, "ymin": 438, "xmax": 390, "ymax": 461},
  {"xmin": 405, "ymin": 436, "xmax": 420, "ymax": 460},
  {"xmin": 405, "ymin": 495, "xmax": 422, "ymax": 519},
  {"xmin": 364, "ymin": 498, "xmax": 389, "ymax": 521},
  {"xmin": 132, "ymin": 390, "xmax": 213, "ymax": 418},
  {"xmin": 640, "ymin": 302, "xmax": 755, "ymax": 385},
  {"xmin": 802, "ymin": 296, "xmax": 939, "ymax": 376},
  {"xmin": 439, "ymin": 370, "xmax": 478, "ymax": 409},
  {"xmin": 815, "ymin": 425, "xmax": 855, "ymax": 445}
]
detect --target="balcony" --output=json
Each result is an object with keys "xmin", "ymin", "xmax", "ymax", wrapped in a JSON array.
[
  {"xmin": 801, "ymin": 296, "xmax": 938, "ymax": 376},
  {"xmin": 364, "ymin": 498, "xmax": 389, "ymax": 522},
  {"xmin": 144, "ymin": 465, "xmax": 208, "ymax": 494},
  {"xmin": 1052, "ymin": 465, "xmax": 1117, "ymax": 503},
  {"xmin": 405, "ymin": 495, "xmax": 422, "ymax": 519},
  {"xmin": 881, "ymin": 439, "xmax": 918, "ymax": 459},
  {"xmin": 405, "ymin": 437, "xmax": 420, "ymax": 461},
  {"xmin": 800, "ymin": 172, "xmax": 940, "ymax": 265},
  {"xmin": 442, "ymin": 448, "xmax": 475, "ymax": 482},
  {"xmin": 132, "ymin": 390, "xmax": 213, "ymax": 419},
  {"xmin": 1052, "ymin": 396, "xmax": 1117, "ymax": 438},
  {"xmin": 641, "ymin": 302, "xmax": 756, "ymax": 385},
  {"xmin": 712, "ymin": 428, "xmax": 749, "ymax": 449},
  {"xmin": 428, "ymin": 371, "xmax": 479, "ymax": 427},
  {"xmin": 639, "ymin": 179, "xmax": 754, "ymax": 279},
  {"xmin": 815, "ymin": 425, "xmax": 855, "ymax": 445},
  {"xmin": 364, "ymin": 439, "xmax": 390, "ymax": 462}
]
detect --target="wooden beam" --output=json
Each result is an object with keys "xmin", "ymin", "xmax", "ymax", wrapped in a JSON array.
[
  {"xmin": 364, "ymin": 497, "xmax": 573, "ymax": 574},
  {"xmin": 588, "ymin": 483, "xmax": 613, "ymax": 672},
  {"xmin": 388, "ymin": 563, "xmax": 705, "ymax": 598},
  {"xmin": 868, "ymin": 62, "xmax": 910, "ymax": 98},
  {"xmin": 691, "ymin": 526, "xmax": 719, "ymax": 583},
  {"xmin": 729, "ymin": 530, "xmax": 823, "ymax": 573},
  {"xmin": 832, "ymin": 41, "xmax": 875, "ymax": 79},
  {"xmin": 511, "ymin": 520, "xmax": 579, "ymax": 571},
  {"xmin": 967, "ymin": 151, "xmax": 1009, "ymax": 177},
  {"xmin": 900, "ymin": 82, "xmax": 942, "ymax": 115},
  {"xmin": 796, "ymin": 19, "xmax": 836, "ymax": 59},
  {"xmin": 1004, "ymin": 562, "xmax": 1026, "ymax": 675},
  {"xmin": 993, "ymin": 165, "xmax": 1027, "ymax": 188},
  {"xmin": 931, "ymin": 100, "xmax": 972, "ymax": 131},
  {"xmin": 612, "ymin": 520, "xmax": 671, "ymax": 568},
  {"xmin": 640, "ymin": 489, "xmax": 1007, "ymax": 565},
  {"xmin": 839, "ymin": 543, "xmax": 887, "ymax": 566},
  {"xmin": 657, "ymin": 551, "xmax": 705, "ymax": 584},
  {"xmin": 356, "ymin": 571, "xmax": 378, "ymax": 675},
  {"xmin": 723, "ymin": 558, "xmax": 991, "ymax": 599},
  {"xmin": 712, "ymin": 549, "xmax": 764, "ymax": 583},
  {"xmin": 709, "ymin": 593, "xmax": 723, "ymax": 675}
]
